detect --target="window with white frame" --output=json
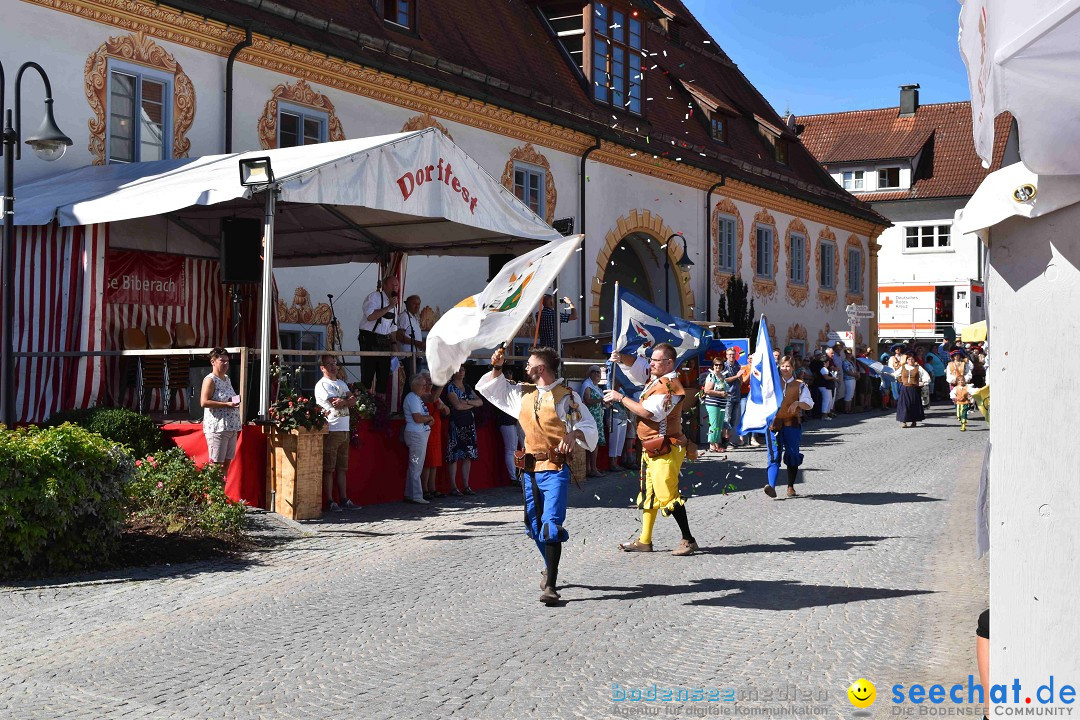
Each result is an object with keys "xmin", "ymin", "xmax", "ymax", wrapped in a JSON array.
[
  {"xmin": 819, "ymin": 241, "xmax": 836, "ymax": 290},
  {"xmin": 755, "ymin": 225, "xmax": 774, "ymax": 278},
  {"xmin": 591, "ymin": 1, "xmax": 644, "ymax": 114},
  {"xmin": 279, "ymin": 324, "xmax": 327, "ymax": 393},
  {"xmin": 842, "ymin": 171, "xmax": 864, "ymax": 191},
  {"xmin": 788, "ymin": 233, "xmax": 806, "ymax": 284},
  {"xmin": 513, "ymin": 162, "xmax": 546, "ymax": 218},
  {"xmin": 716, "ymin": 215, "xmax": 736, "ymax": 273},
  {"xmin": 788, "ymin": 340, "xmax": 806, "ymax": 357},
  {"xmin": 904, "ymin": 225, "xmax": 951, "ymax": 250},
  {"xmin": 107, "ymin": 61, "xmax": 172, "ymax": 164},
  {"xmin": 382, "ymin": 0, "xmax": 416, "ymax": 30},
  {"xmin": 878, "ymin": 167, "xmax": 901, "ymax": 189},
  {"xmin": 847, "ymin": 247, "xmax": 863, "ymax": 294},
  {"xmin": 278, "ymin": 102, "xmax": 327, "ymax": 148}
]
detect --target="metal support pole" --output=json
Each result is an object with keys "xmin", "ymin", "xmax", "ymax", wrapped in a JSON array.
[
  {"xmin": 664, "ymin": 254, "xmax": 670, "ymax": 314},
  {"xmin": 2, "ymin": 111, "xmax": 14, "ymax": 426},
  {"xmin": 257, "ymin": 188, "xmax": 276, "ymax": 417}
]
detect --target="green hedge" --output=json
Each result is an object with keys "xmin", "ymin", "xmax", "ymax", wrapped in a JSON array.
[
  {"xmin": 44, "ymin": 406, "xmax": 167, "ymax": 458},
  {"xmin": 0, "ymin": 424, "xmax": 133, "ymax": 577}
]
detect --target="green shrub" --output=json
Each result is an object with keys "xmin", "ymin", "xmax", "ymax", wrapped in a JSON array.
[
  {"xmin": 44, "ymin": 406, "xmax": 167, "ymax": 458},
  {"xmin": 0, "ymin": 424, "xmax": 133, "ymax": 577},
  {"xmin": 126, "ymin": 447, "xmax": 246, "ymax": 536}
]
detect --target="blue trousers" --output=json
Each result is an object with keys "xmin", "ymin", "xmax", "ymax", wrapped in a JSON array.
[
  {"xmin": 523, "ymin": 466, "xmax": 569, "ymax": 556},
  {"xmin": 766, "ymin": 425, "xmax": 804, "ymax": 488}
]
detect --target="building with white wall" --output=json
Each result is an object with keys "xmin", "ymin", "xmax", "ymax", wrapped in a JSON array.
[
  {"xmin": 800, "ymin": 85, "xmax": 1012, "ymax": 347},
  {"xmin": 4, "ymin": 0, "xmax": 887, "ymax": 381}
]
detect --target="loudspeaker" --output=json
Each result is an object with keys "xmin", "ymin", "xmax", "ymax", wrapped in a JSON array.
[
  {"xmin": 220, "ymin": 218, "xmax": 263, "ymax": 284},
  {"xmin": 187, "ymin": 361, "xmax": 212, "ymax": 422},
  {"xmin": 488, "ymin": 253, "xmax": 516, "ymax": 281}
]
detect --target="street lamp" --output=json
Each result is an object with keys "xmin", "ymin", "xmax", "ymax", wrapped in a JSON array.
[
  {"xmin": 664, "ymin": 232, "xmax": 694, "ymax": 314},
  {"xmin": 1, "ymin": 61, "xmax": 73, "ymax": 426},
  {"xmin": 237, "ymin": 156, "xmax": 277, "ymax": 420}
]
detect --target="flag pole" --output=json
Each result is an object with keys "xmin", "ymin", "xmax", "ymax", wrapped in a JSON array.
[{"xmin": 606, "ymin": 281, "xmax": 620, "ymax": 392}]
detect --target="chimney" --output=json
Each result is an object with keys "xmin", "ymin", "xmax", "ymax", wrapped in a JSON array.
[{"xmin": 899, "ymin": 84, "xmax": 920, "ymax": 117}]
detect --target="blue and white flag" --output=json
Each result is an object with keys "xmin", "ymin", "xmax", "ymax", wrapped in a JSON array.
[
  {"xmin": 737, "ymin": 315, "xmax": 782, "ymax": 435},
  {"xmin": 609, "ymin": 284, "xmax": 704, "ymax": 399}
]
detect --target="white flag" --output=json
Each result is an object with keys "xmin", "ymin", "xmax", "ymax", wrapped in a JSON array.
[
  {"xmin": 426, "ymin": 234, "xmax": 583, "ymax": 385},
  {"xmin": 737, "ymin": 315, "xmax": 782, "ymax": 435}
]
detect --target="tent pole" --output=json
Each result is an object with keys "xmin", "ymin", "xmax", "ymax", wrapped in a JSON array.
[{"xmin": 258, "ymin": 188, "xmax": 276, "ymax": 418}]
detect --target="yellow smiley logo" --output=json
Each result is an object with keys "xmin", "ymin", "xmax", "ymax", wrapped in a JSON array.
[{"xmin": 847, "ymin": 678, "xmax": 876, "ymax": 708}]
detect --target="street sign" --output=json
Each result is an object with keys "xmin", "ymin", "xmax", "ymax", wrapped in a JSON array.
[{"xmin": 848, "ymin": 310, "xmax": 874, "ymax": 319}]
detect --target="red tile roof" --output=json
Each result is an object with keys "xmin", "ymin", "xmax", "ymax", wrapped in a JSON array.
[
  {"xmin": 798, "ymin": 102, "xmax": 1013, "ymax": 200},
  {"xmin": 164, "ymin": 0, "xmax": 887, "ymax": 226}
]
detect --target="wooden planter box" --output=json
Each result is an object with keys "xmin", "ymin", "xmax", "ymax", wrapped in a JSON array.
[{"xmin": 268, "ymin": 426, "xmax": 327, "ymax": 520}]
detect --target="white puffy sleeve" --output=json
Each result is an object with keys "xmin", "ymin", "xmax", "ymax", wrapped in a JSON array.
[
  {"xmin": 562, "ymin": 391, "xmax": 598, "ymax": 452},
  {"xmin": 475, "ymin": 372, "xmax": 523, "ymax": 419}
]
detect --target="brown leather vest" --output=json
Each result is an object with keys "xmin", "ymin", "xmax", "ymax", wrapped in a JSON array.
[
  {"xmin": 518, "ymin": 383, "xmax": 577, "ymax": 472},
  {"xmin": 901, "ymin": 365, "xmax": 921, "ymax": 386},
  {"xmin": 771, "ymin": 378, "xmax": 805, "ymax": 430},
  {"xmin": 637, "ymin": 376, "xmax": 686, "ymax": 444},
  {"xmin": 948, "ymin": 360, "xmax": 966, "ymax": 382}
]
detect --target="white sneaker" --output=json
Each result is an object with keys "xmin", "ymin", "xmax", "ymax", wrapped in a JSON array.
[
  {"xmin": 750, "ymin": 437, "xmax": 762, "ymax": 447},
  {"xmin": 413, "ymin": 496, "xmax": 430, "ymax": 504}
]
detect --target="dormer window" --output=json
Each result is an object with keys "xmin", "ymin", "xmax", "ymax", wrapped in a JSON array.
[
  {"xmin": 382, "ymin": 0, "xmax": 416, "ymax": 31},
  {"xmin": 590, "ymin": 1, "xmax": 643, "ymax": 115},
  {"xmin": 711, "ymin": 115, "xmax": 727, "ymax": 143},
  {"xmin": 878, "ymin": 167, "xmax": 901, "ymax": 189},
  {"xmin": 842, "ymin": 171, "xmax": 864, "ymax": 191},
  {"xmin": 774, "ymin": 138, "xmax": 789, "ymax": 165}
]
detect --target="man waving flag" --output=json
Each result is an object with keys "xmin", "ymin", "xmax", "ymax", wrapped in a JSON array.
[
  {"xmin": 609, "ymin": 283, "xmax": 704, "ymax": 399},
  {"xmin": 426, "ymin": 234, "xmax": 582, "ymax": 385},
  {"xmin": 737, "ymin": 315, "xmax": 781, "ymax": 436}
]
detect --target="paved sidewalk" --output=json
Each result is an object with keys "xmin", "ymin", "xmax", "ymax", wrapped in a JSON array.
[{"xmin": 1, "ymin": 405, "xmax": 988, "ymax": 719}]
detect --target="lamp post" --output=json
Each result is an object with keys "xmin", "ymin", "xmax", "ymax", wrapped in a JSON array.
[
  {"xmin": 1, "ymin": 62, "xmax": 73, "ymax": 426},
  {"xmin": 238, "ymin": 156, "xmax": 276, "ymax": 419},
  {"xmin": 663, "ymin": 232, "xmax": 695, "ymax": 315}
]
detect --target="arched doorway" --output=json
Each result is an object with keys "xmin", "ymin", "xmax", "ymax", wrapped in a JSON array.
[
  {"xmin": 598, "ymin": 233, "xmax": 659, "ymax": 334},
  {"xmin": 591, "ymin": 209, "xmax": 695, "ymax": 333}
]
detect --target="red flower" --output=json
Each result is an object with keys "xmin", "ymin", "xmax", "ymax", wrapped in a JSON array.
[{"xmin": 135, "ymin": 459, "xmax": 143, "ymax": 467}]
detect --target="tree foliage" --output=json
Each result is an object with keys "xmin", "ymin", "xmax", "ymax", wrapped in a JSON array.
[{"xmin": 717, "ymin": 276, "xmax": 756, "ymax": 339}]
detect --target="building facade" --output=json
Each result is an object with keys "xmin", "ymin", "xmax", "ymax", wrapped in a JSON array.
[
  {"xmin": 799, "ymin": 85, "xmax": 1013, "ymax": 347},
  {"xmin": 4, "ymin": 0, "xmax": 886, "ymax": 375}
]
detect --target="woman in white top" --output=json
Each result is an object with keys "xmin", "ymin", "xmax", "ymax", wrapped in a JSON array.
[
  {"xmin": 402, "ymin": 372, "xmax": 434, "ymax": 505},
  {"xmin": 200, "ymin": 347, "xmax": 242, "ymax": 476}
]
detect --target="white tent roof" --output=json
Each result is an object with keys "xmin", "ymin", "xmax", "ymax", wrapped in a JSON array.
[
  {"xmin": 959, "ymin": 0, "xmax": 1080, "ymax": 175},
  {"xmin": 13, "ymin": 129, "xmax": 563, "ymax": 263},
  {"xmin": 955, "ymin": 161, "xmax": 1080, "ymax": 235}
]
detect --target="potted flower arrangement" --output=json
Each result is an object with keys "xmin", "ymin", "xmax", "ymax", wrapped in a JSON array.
[
  {"xmin": 348, "ymin": 382, "xmax": 379, "ymax": 423},
  {"xmin": 266, "ymin": 363, "xmax": 328, "ymax": 520}
]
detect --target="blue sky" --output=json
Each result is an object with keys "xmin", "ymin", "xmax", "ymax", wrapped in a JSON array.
[{"xmin": 682, "ymin": 0, "xmax": 972, "ymax": 116}]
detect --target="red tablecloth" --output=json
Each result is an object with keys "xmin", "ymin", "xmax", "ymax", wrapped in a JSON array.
[{"xmin": 163, "ymin": 419, "xmax": 540, "ymax": 509}]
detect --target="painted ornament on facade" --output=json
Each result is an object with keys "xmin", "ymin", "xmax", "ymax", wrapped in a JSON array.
[
  {"xmin": 401, "ymin": 113, "xmax": 454, "ymax": 141},
  {"xmin": 85, "ymin": 32, "xmax": 196, "ymax": 165},
  {"xmin": 500, "ymin": 143, "xmax": 558, "ymax": 225},
  {"xmin": 785, "ymin": 218, "xmax": 811, "ymax": 308},
  {"xmin": 749, "ymin": 208, "xmax": 779, "ymax": 302},
  {"xmin": 258, "ymin": 79, "xmax": 346, "ymax": 150}
]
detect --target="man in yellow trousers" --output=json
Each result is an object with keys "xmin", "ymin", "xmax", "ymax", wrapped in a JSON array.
[{"xmin": 605, "ymin": 342, "xmax": 698, "ymax": 556}]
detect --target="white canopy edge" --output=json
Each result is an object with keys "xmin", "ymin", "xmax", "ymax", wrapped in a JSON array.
[
  {"xmin": 12, "ymin": 129, "xmax": 563, "ymax": 245},
  {"xmin": 955, "ymin": 161, "xmax": 1080, "ymax": 235}
]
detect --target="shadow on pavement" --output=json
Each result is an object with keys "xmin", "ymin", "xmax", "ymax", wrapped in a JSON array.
[
  {"xmin": 807, "ymin": 492, "xmax": 942, "ymax": 506},
  {"xmin": 563, "ymin": 576, "xmax": 934, "ymax": 610},
  {"xmin": 701, "ymin": 535, "xmax": 897, "ymax": 556}
]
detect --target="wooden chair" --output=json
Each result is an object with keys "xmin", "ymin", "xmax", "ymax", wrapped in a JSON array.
[
  {"xmin": 168, "ymin": 322, "xmax": 197, "ymax": 413},
  {"xmin": 142, "ymin": 325, "xmax": 172, "ymax": 414},
  {"xmin": 121, "ymin": 328, "xmax": 147, "ymax": 409}
]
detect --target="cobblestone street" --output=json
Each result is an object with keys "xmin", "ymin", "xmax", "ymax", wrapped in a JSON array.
[{"xmin": 2, "ymin": 405, "xmax": 988, "ymax": 719}]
